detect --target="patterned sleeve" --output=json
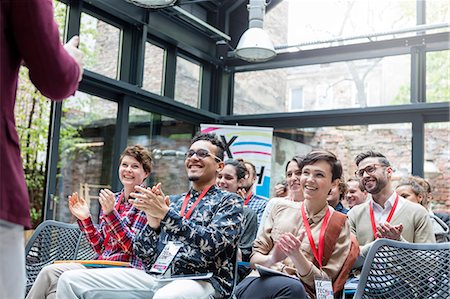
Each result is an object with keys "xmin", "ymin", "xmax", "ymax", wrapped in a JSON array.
[
  {"xmin": 133, "ymin": 224, "xmax": 161, "ymax": 271},
  {"xmin": 161, "ymin": 193, "xmax": 243, "ymax": 258},
  {"xmin": 103, "ymin": 207, "xmax": 148, "ymax": 255},
  {"xmin": 256, "ymin": 199, "xmax": 268, "ymax": 224}
]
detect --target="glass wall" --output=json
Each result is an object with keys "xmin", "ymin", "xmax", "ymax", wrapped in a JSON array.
[
  {"xmin": 175, "ymin": 56, "xmax": 202, "ymax": 108},
  {"xmin": 128, "ymin": 107, "xmax": 197, "ymax": 195},
  {"xmin": 266, "ymin": 0, "xmax": 419, "ymax": 50},
  {"xmin": 424, "ymin": 122, "xmax": 450, "ymax": 212},
  {"xmin": 426, "ymin": 50, "xmax": 450, "ymax": 103},
  {"xmin": 426, "ymin": 0, "xmax": 450, "ymax": 25},
  {"xmin": 270, "ymin": 123, "xmax": 412, "ymax": 197},
  {"xmin": 234, "ymin": 55, "xmax": 411, "ymax": 114},
  {"xmin": 79, "ymin": 13, "xmax": 121, "ymax": 79},
  {"xmin": 143, "ymin": 42, "xmax": 165, "ymax": 95},
  {"xmin": 54, "ymin": 93, "xmax": 118, "ymax": 223}
]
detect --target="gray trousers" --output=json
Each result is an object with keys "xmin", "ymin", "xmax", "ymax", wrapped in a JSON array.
[
  {"xmin": 56, "ymin": 267, "xmax": 216, "ymax": 299},
  {"xmin": 26, "ymin": 263, "xmax": 87, "ymax": 299},
  {"xmin": 0, "ymin": 220, "xmax": 25, "ymax": 299}
]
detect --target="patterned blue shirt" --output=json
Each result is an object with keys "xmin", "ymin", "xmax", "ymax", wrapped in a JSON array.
[
  {"xmin": 246, "ymin": 194, "xmax": 268, "ymax": 226},
  {"xmin": 133, "ymin": 185, "xmax": 243, "ymax": 298}
]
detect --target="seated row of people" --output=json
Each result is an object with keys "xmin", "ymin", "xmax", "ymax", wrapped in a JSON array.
[{"xmin": 27, "ymin": 133, "xmax": 444, "ymax": 299}]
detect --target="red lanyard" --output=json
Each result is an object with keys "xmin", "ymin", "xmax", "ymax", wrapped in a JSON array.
[
  {"xmin": 301, "ymin": 204, "xmax": 330, "ymax": 269},
  {"xmin": 180, "ymin": 185, "xmax": 212, "ymax": 220},
  {"xmin": 369, "ymin": 194, "xmax": 399, "ymax": 239},
  {"xmin": 244, "ymin": 191, "xmax": 253, "ymax": 206},
  {"xmin": 102, "ymin": 192, "xmax": 124, "ymax": 248}
]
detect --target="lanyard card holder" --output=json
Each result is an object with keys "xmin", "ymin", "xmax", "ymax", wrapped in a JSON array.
[
  {"xmin": 314, "ymin": 276, "xmax": 333, "ymax": 299},
  {"xmin": 150, "ymin": 241, "xmax": 183, "ymax": 275}
]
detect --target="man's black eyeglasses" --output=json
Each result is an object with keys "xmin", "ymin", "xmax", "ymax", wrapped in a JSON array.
[
  {"xmin": 355, "ymin": 163, "xmax": 387, "ymax": 178},
  {"xmin": 185, "ymin": 149, "xmax": 222, "ymax": 162}
]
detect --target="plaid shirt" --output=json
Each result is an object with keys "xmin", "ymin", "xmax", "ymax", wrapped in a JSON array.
[
  {"xmin": 78, "ymin": 190, "xmax": 147, "ymax": 269},
  {"xmin": 246, "ymin": 193, "xmax": 268, "ymax": 226}
]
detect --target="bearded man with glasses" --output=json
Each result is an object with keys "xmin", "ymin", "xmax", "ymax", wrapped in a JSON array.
[{"xmin": 348, "ymin": 151, "xmax": 435, "ymax": 264}]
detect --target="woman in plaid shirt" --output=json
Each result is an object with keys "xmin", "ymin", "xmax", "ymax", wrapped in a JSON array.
[{"xmin": 26, "ymin": 145, "xmax": 151, "ymax": 299}]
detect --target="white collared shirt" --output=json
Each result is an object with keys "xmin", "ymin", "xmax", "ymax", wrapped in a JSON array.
[{"xmin": 369, "ymin": 192, "xmax": 405, "ymax": 224}]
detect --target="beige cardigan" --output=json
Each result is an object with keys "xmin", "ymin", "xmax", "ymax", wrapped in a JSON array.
[
  {"xmin": 253, "ymin": 200, "xmax": 351, "ymax": 291},
  {"xmin": 348, "ymin": 194, "xmax": 436, "ymax": 258}
]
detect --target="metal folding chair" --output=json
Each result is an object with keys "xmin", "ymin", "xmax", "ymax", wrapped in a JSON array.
[
  {"xmin": 24, "ymin": 220, "xmax": 97, "ymax": 294},
  {"xmin": 354, "ymin": 239, "xmax": 450, "ymax": 299}
]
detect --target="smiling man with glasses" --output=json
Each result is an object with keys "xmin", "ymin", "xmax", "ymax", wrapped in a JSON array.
[
  {"xmin": 185, "ymin": 148, "xmax": 222, "ymax": 163},
  {"xmin": 347, "ymin": 151, "xmax": 435, "ymax": 263},
  {"xmin": 56, "ymin": 133, "xmax": 244, "ymax": 299}
]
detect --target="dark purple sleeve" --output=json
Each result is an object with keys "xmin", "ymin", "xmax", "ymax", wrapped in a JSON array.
[{"xmin": 10, "ymin": 0, "xmax": 80, "ymax": 100}]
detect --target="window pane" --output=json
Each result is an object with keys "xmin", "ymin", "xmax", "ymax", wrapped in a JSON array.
[
  {"xmin": 424, "ymin": 122, "xmax": 450, "ymax": 213},
  {"xmin": 290, "ymin": 87, "xmax": 304, "ymax": 111},
  {"xmin": 143, "ymin": 42, "xmax": 165, "ymax": 95},
  {"xmin": 265, "ymin": 0, "xmax": 416, "ymax": 50},
  {"xmin": 15, "ymin": 67, "xmax": 52, "ymax": 228},
  {"xmin": 426, "ymin": 50, "xmax": 450, "ymax": 103},
  {"xmin": 53, "ymin": 0, "xmax": 67, "ymax": 41},
  {"xmin": 271, "ymin": 124, "xmax": 412, "ymax": 198},
  {"xmin": 427, "ymin": 0, "xmax": 450, "ymax": 25},
  {"xmin": 54, "ymin": 93, "xmax": 118, "ymax": 223},
  {"xmin": 175, "ymin": 56, "xmax": 201, "ymax": 108},
  {"xmin": 234, "ymin": 55, "xmax": 410, "ymax": 115},
  {"xmin": 128, "ymin": 107, "xmax": 197, "ymax": 195},
  {"xmin": 80, "ymin": 13, "xmax": 121, "ymax": 79}
]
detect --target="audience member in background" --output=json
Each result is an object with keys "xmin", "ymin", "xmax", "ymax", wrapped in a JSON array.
[
  {"xmin": 257, "ymin": 155, "xmax": 305, "ymax": 236},
  {"xmin": 236, "ymin": 150, "xmax": 358, "ymax": 299},
  {"xmin": 26, "ymin": 145, "xmax": 151, "ymax": 299},
  {"xmin": 0, "ymin": 1, "xmax": 84, "ymax": 297},
  {"xmin": 419, "ymin": 178, "xmax": 450, "ymax": 241},
  {"xmin": 396, "ymin": 176, "xmax": 449, "ymax": 242},
  {"xmin": 348, "ymin": 151, "xmax": 435, "ymax": 261},
  {"xmin": 327, "ymin": 180, "xmax": 349, "ymax": 214},
  {"xmin": 56, "ymin": 133, "xmax": 243, "ymax": 299},
  {"xmin": 274, "ymin": 180, "xmax": 288, "ymax": 197},
  {"xmin": 237, "ymin": 159, "xmax": 268, "ymax": 226},
  {"xmin": 217, "ymin": 159, "xmax": 258, "ymax": 282},
  {"xmin": 345, "ymin": 178, "xmax": 367, "ymax": 209}
]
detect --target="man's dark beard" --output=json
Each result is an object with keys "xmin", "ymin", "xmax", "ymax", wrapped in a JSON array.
[
  {"xmin": 188, "ymin": 175, "xmax": 200, "ymax": 182},
  {"xmin": 242, "ymin": 184, "xmax": 252, "ymax": 192}
]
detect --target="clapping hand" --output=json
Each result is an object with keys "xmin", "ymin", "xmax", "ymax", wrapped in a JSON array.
[
  {"xmin": 130, "ymin": 183, "xmax": 170, "ymax": 229},
  {"xmin": 237, "ymin": 188, "xmax": 247, "ymax": 199},
  {"xmin": 377, "ymin": 222, "xmax": 403, "ymax": 240},
  {"xmin": 98, "ymin": 189, "xmax": 116, "ymax": 215},
  {"xmin": 269, "ymin": 240, "xmax": 289, "ymax": 265},
  {"xmin": 68, "ymin": 192, "xmax": 90, "ymax": 221},
  {"xmin": 277, "ymin": 232, "xmax": 305, "ymax": 260}
]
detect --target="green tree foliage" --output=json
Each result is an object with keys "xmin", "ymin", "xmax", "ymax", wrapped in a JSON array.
[
  {"xmin": 15, "ymin": 68, "xmax": 50, "ymax": 228},
  {"xmin": 426, "ymin": 50, "xmax": 450, "ymax": 103}
]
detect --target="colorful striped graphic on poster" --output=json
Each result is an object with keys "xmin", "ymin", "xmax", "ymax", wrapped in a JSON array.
[{"xmin": 200, "ymin": 124, "xmax": 273, "ymax": 198}]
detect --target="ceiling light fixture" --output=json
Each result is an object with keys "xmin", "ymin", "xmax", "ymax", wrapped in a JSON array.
[
  {"xmin": 235, "ymin": 0, "xmax": 276, "ymax": 62},
  {"xmin": 125, "ymin": 0, "xmax": 177, "ymax": 9}
]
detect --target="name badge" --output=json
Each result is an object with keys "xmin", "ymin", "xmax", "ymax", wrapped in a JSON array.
[
  {"xmin": 150, "ymin": 241, "xmax": 182, "ymax": 274},
  {"xmin": 314, "ymin": 277, "xmax": 333, "ymax": 299}
]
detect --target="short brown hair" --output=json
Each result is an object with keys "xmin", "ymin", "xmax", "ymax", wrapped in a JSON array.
[
  {"xmin": 120, "ymin": 145, "xmax": 152, "ymax": 174},
  {"xmin": 300, "ymin": 150, "xmax": 342, "ymax": 181}
]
